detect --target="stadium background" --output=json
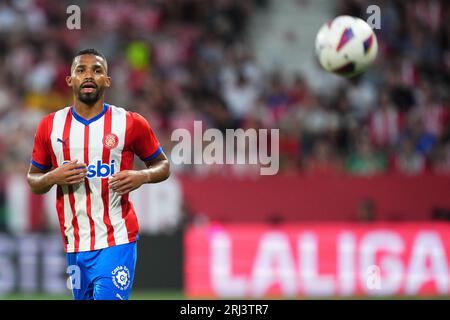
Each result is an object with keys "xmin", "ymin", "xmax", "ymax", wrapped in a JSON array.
[{"xmin": 0, "ymin": 0, "xmax": 449, "ymax": 299}]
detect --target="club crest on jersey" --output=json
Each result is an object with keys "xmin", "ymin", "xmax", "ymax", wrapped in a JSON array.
[{"xmin": 103, "ymin": 133, "xmax": 119, "ymax": 149}]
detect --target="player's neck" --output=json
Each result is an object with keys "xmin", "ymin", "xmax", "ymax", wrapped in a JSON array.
[{"xmin": 73, "ymin": 100, "xmax": 105, "ymax": 120}]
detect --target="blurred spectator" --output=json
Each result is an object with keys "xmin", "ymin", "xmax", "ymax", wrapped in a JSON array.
[
  {"xmin": 391, "ymin": 138, "xmax": 426, "ymax": 175},
  {"xmin": 431, "ymin": 142, "xmax": 450, "ymax": 175},
  {"xmin": 288, "ymin": 74, "xmax": 310, "ymax": 106},
  {"xmin": 222, "ymin": 71, "xmax": 259, "ymax": 122},
  {"xmin": 304, "ymin": 138, "xmax": 343, "ymax": 176},
  {"xmin": 411, "ymin": 82, "xmax": 448, "ymax": 139},
  {"xmin": 264, "ymin": 72, "xmax": 291, "ymax": 123},
  {"xmin": 385, "ymin": 64, "xmax": 416, "ymax": 113},
  {"xmin": 403, "ymin": 115, "xmax": 437, "ymax": 157},
  {"xmin": 369, "ymin": 90, "xmax": 402, "ymax": 149},
  {"xmin": 346, "ymin": 135, "xmax": 387, "ymax": 176},
  {"xmin": 346, "ymin": 77, "xmax": 377, "ymax": 121},
  {"xmin": 297, "ymin": 94, "xmax": 339, "ymax": 155}
]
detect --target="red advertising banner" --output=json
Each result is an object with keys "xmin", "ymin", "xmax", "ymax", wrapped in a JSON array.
[
  {"xmin": 179, "ymin": 175, "xmax": 450, "ymax": 221},
  {"xmin": 185, "ymin": 223, "xmax": 450, "ymax": 298}
]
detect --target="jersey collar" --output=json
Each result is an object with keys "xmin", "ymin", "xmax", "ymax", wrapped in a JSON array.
[{"xmin": 71, "ymin": 103, "xmax": 109, "ymax": 126}]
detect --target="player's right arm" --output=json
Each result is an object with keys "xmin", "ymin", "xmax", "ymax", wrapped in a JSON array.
[{"xmin": 27, "ymin": 160, "xmax": 88, "ymax": 194}]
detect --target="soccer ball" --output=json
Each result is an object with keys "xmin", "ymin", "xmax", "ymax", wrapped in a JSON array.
[{"xmin": 315, "ymin": 15, "xmax": 378, "ymax": 78}]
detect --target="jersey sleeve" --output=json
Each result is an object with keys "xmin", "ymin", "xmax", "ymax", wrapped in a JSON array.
[
  {"xmin": 130, "ymin": 112, "xmax": 162, "ymax": 161},
  {"xmin": 31, "ymin": 116, "xmax": 53, "ymax": 170}
]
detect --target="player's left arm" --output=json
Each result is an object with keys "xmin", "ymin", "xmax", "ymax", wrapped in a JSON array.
[{"xmin": 108, "ymin": 151, "xmax": 170, "ymax": 196}]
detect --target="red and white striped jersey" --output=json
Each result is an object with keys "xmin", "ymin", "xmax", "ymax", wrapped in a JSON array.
[{"xmin": 31, "ymin": 103, "xmax": 162, "ymax": 253}]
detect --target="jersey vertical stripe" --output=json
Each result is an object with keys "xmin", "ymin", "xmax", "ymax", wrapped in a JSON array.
[
  {"xmin": 46, "ymin": 112, "xmax": 67, "ymax": 251},
  {"xmin": 62, "ymin": 109, "xmax": 81, "ymax": 251},
  {"xmin": 121, "ymin": 111, "xmax": 139, "ymax": 242},
  {"xmin": 50, "ymin": 108, "xmax": 73, "ymax": 251},
  {"xmin": 101, "ymin": 107, "xmax": 116, "ymax": 246},
  {"xmin": 68, "ymin": 117, "xmax": 90, "ymax": 251},
  {"xmin": 83, "ymin": 124, "xmax": 96, "ymax": 251},
  {"xmin": 109, "ymin": 106, "xmax": 129, "ymax": 243},
  {"xmin": 55, "ymin": 187, "xmax": 67, "ymax": 251}
]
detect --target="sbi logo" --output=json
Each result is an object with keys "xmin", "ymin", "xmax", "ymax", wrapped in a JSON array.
[
  {"xmin": 87, "ymin": 160, "xmax": 115, "ymax": 178},
  {"xmin": 62, "ymin": 160, "xmax": 115, "ymax": 178}
]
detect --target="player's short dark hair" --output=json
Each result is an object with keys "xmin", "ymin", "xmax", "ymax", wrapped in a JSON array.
[
  {"xmin": 72, "ymin": 48, "xmax": 108, "ymax": 72},
  {"xmin": 74, "ymin": 48, "xmax": 106, "ymax": 61}
]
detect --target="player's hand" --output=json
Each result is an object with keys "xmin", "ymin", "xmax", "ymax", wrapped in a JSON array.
[
  {"xmin": 48, "ymin": 160, "xmax": 87, "ymax": 186},
  {"xmin": 108, "ymin": 170, "xmax": 148, "ymax": 196}
]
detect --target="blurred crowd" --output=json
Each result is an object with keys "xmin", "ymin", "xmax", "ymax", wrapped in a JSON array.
[{"xmin": 0, "ymin": 0, "xmax": 449, "ymax": 178}]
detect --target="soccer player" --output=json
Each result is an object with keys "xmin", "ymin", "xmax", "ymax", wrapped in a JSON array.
[{"xmin": 27, "ymin": 48, "xmax": 170, "ymax": 300}]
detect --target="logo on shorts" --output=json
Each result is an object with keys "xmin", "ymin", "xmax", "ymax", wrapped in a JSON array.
[
  {"xmin": 112, "ymin": 265, "xmax": 131, "ymax": 290},
  {"xmin": 103, "ymin": 133, "xmax": 119, "ymax": 149}
]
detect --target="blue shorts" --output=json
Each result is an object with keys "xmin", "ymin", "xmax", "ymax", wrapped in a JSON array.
[{"xmin": 66, "ymin": 241, "xmax": 137, "ymax": 300}]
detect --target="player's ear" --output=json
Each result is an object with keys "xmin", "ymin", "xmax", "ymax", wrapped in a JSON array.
[
  {"xmin": 105, "ymin": 76, "xmax": 111, "ymax": 88},
  {"xmin": 66, "ymin": 76, "xmax": 73, "ymax": 87}
]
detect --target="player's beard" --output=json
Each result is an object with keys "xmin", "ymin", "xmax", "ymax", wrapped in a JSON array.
[{"xmin": 77, "ymin": 86, "xmax": 104, "ymax": 105}]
